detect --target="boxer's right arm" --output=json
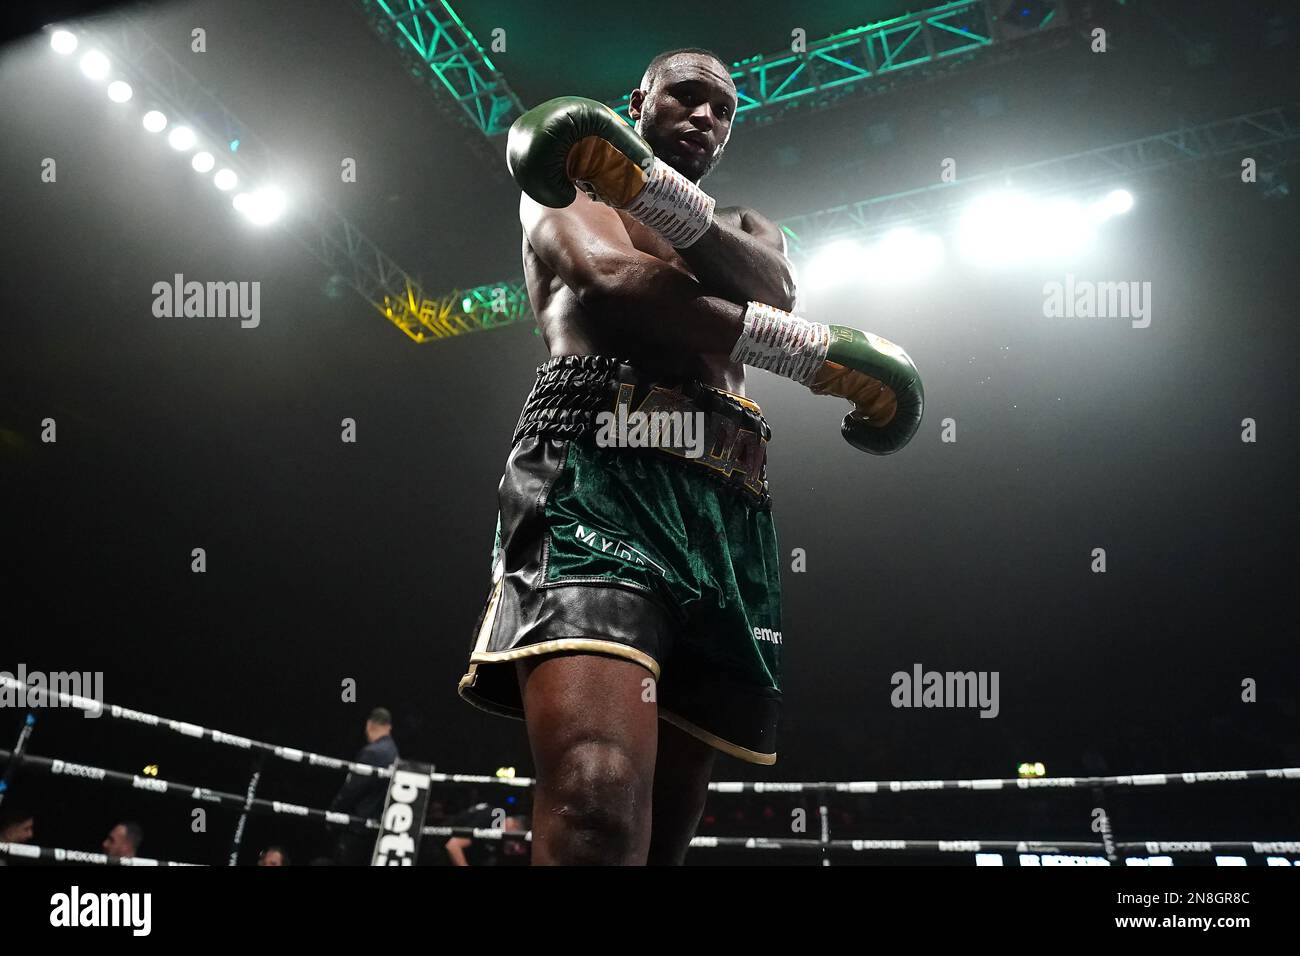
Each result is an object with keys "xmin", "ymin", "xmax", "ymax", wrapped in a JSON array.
[
  {"xmin": 521, "ymin": 192, "xmax": 745, "ymax": 354},
  {"xmin": 523, "ymin": 191, "xmax": 924, "ymax": 455}
]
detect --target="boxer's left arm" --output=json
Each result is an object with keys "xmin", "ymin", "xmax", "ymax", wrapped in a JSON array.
[
  {"xmin": 675, "ymin": 206, "xmax": 796, "ymax": 311},
  {"xmin": 506, "ymin": 98, "xmax": 793, "ymax": 309}
]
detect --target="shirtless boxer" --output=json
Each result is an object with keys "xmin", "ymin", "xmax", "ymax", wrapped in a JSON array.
[{"xmin": 458, "ymin": 48, "xmax": 923, "ymax": 865}]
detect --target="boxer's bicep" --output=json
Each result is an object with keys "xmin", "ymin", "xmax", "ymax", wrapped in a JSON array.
[{"xmin": 520, "ymin": 192, "xmax": 670, "ymax": 305}]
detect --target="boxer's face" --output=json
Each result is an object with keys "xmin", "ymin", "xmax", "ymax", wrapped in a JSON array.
[{"xmin": 631, "ymin": 54, "xmax": 737, "ymax": 182}]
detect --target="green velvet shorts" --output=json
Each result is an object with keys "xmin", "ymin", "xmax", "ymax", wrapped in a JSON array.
[{"xmin": 459, "ymin": 372, "xmax": 784, "ymax": 764}]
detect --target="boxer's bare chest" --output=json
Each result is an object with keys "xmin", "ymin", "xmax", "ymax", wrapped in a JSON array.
[{"xmin": 522, "ymin": 211, "xmax": 745, "ymax": 395}]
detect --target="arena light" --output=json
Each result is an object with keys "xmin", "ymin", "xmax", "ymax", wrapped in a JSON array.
[
  {"xmin": 79, "ymin": 50, "xmax": 111, "ymax": 82},
  {"xmin": 106, "ymin": 80, "xmax": 133, "ymax": 103},
  {"xmin": 956, "ymin": 191, "xmax": 1036, "ymax": 266},
  {"xmin": 1032, "ymin": 198, "xmax": 1094, "ymax": 259},
  {"xmin": 1088, "ymin": 188, "xmax": 1134, "ymax": 222},
  {"xmin": 142, "ymin": 110, "xmax": 167, "ymax": 133},
  {"xmin": 233, "ymin": 186, "xmax": 287, "ymax": 226},
  {"xmin": 213, "ymin": 168, "xmax": 238, "ymax": 191},
  {"xmin": 864, "ymin": 228, "xmax": 945, "ymax": 282},
  {"xmin": 958, "ymin": 191, "xmax": 1096, "ymax": 266},
  {"xmin": 191, "ymin": 151, "xmax": 215, "ymax": 173},
  {"xmin": 804, "ymin": 239, "xmax": 867, "ymax": 289},
  {"xmin": 167, "ymin": 126, "xmax": 196, "ymax": 151},
  {"xmin": 50, "ymin": 30, "xmax": 78, "ymax": 55}
]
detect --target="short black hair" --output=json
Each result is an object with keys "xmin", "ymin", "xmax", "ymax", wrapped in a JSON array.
[
  {"xmin": 641, "ymin": 47, "xmax": 731, "ymax": 94},
  {"xmin": 0, "ymin": 805, "xmax": 34, "ymax": 827},
  {"xmin": 367, "ymin": 706, "xmax": 392, "ymax": 726},
  {"xmin": 259, "ymin": 845, "xmax": 290, "ymax": 864},
  {"xmin": 121, "ymin": 821, "xmax": 144, "ymax": 850}
]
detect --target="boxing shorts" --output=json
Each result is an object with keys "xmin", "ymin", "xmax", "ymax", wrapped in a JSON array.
[{"xmin": 457, "ymin": 354, "xmax": 784, "ymax": 764}]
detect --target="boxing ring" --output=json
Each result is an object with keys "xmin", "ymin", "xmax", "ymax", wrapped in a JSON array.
[{"xmin": 2, "ymin": 674, "xmax": 1296, "ymax": 866}]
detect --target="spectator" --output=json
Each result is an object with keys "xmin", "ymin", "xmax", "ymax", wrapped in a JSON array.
[
  {"xmin": 257, "ymin": 845, "xmax": 289, "ymax": 866},
  {"xmin": 0, "ymin": 807, "xmax": 36, "ymax": 865},
  {"xmin": 101, "ymin": 821, "xmax": 143, "ymax": 859},
  {"xmin": 328, "ymin": 707, "xmax": 399, "ymax": 865},
  {"xmin": 0, "ymin": 808, "xmax": 35, "ymax": 845},
  {"xmin": 445, "ymin": 804, "xmax": 529, "ymax": 866}
]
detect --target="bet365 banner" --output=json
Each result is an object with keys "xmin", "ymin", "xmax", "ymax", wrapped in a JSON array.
[{"xmin": 370, "ymin": 760, "xmax": 432, "ymax": 866}]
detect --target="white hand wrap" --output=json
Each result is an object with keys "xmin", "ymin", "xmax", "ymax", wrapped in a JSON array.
[
  {"xmin": 729, "ymin": 302, "xmax": 831, "ymax": 386},
  {"xmin": 623, "ymin": 157, "xmax": 716, "ymax": 248}
]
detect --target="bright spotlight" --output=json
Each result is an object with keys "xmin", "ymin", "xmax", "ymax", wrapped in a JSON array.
[
  {"xmin": 866, "ymin": 228, "xmax": 945, "ymax": 282},
  {"xmin": 1032, "ymin": 198, "xmax": 1094, "ymax": 259},
  {"xmin": 957, "ymin": 191, "xmax": 1036, "ymax": 266},
  {"xmin": 804, "ymin": 239, "xmax": 867, "ymax": 289},
  {"xmin": 1092, "ymin": 187, "xmax": 1133, "ymax": 217},
  {"xmin": 234, "ymin": 186, "xmax": 287, "ymax": 226},
  {"xmin": 50, "ymin": 30, "xmax": 78, "ymax": 55},
  {"xmin": 958, "ymin": 191, "xmax": 1095, "ymax": 266},
  {"xmin": 191, "ymin": 151, "xmax": 215, "ymax": 173},
  {"xmin": 213, "ymin": 168, "xmax": 238, "ymax": 191},
  {"xmin": 167, "ymin": 126, "xmax": 196, "ymax": 151},
  {"xmin": 1104, "ymin": 189, "xmax": 1134, "ymax": 215},
  {"xmin": 106, "ymin": 80, "xmax": 133, "ymax": 103},
  {"xmin": 1089, "ymin": 188, "xmax": 1134, "ymax": 222},
  {"xmin": 79, "ymin": 50, "xmax": 111, "ymax": 81},
  {"xmin": 142, "ymin": 110, "xmax": 167, "ymax": 133}
]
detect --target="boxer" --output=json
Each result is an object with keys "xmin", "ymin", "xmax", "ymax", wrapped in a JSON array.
[{"xmin": 458, "ymin": 48, "xmax": 923, "ymax": 865}]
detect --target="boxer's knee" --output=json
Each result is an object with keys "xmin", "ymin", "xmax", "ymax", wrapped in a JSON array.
[{"xmin": 542, "ymin": 738, "xmax": 649, "ymax": 863}]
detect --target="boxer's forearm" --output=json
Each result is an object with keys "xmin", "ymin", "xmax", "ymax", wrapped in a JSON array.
[
  {"xmin": 579, "ymin": 257, "xmax": 745, "ymax": 354},
  {"xmin": 677, "ymin": 219, "xmax": 796, "ymax": 312}
]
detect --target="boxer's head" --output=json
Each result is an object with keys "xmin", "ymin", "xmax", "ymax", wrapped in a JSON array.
[{"xmin": 630, "ymin": 48, "xmax": 736, "ymax": 183}]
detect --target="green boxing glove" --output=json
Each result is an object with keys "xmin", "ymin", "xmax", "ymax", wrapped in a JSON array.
[
  {"xmin": 730, "ymin": 302, "xmax": 924, "ymax": 456},
  {"xmin": 505, "ymin": 95, "xmax": 716, "ymax": 248}
]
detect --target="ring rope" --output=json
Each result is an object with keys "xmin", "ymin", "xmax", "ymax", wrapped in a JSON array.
[
  {"xmin": 5, "ymin": 677, "xmax": 1296, "ymax": 806},
  {"xmin": 708, "ymin": 767, "xmax": 1300, "ymax": 794},
  {"xmin": 0, "ymin": 675, "xmax": 394, "ymax": 781},
  {"xmin": 0, "ymin": 748, "xmax": 378, "ymax": 831},
  {"xmin": 0, "ymin": 841, "xmax": 204, "ymax": 866}
]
